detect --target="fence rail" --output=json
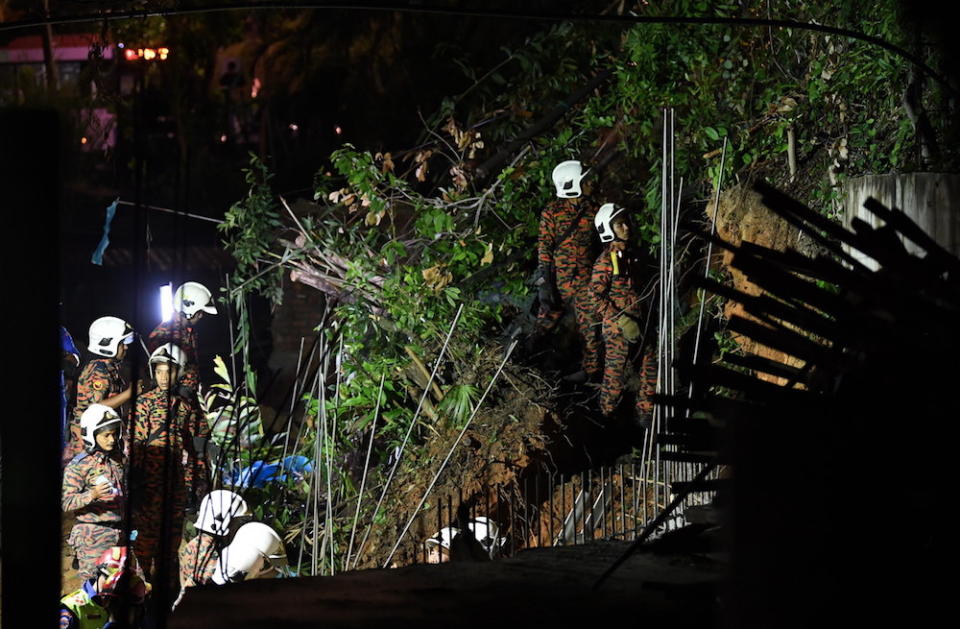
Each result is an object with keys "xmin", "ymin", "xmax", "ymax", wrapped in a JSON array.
[{"xmin": 403, "ymin": 459, "xmax": 716, "ymax": 565}]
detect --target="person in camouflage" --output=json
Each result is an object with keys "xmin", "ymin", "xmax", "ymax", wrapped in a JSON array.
[
  {"xmin": 175, "ymin": 490, "xmax": 249, "ymax": 608},
  {"xmin": 130, "ymin": 344, "xmax": 204, "ymax": 586},
  {"xmin": 535, "ymin": 160, "xmax": 601, "ymax": 378},
  {"xmin": 63, "ymin": 405, "xmax": 128, "ymax": 582},
  {"xmin": 590, "ymin": 204, "xmax": 645, "ymax": 416},
  {"xmin": 148, "ymin": 282, "xmax": 218, "ymax": 506},
  {"xmin": 69, "ymin": 317, "xmax": 137, "ymax": 461}
]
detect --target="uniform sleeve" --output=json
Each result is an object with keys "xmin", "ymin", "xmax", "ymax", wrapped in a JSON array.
[
  {"xmin": 74, "ymin": 363, "xmax": 108, "ymax": 424},
  {"xmin": 147, "ymin": 321, "xmax": 170, "ymax": 353},
  {"xmin": 537, "ymin": 204, "xmax": 555, "ymax": 268},
  {"xmin": 180, "ymin": 364, "xmax": 200, "ymax": 393},
  {"xmin": 590, "ymin": 254, "xmax": 616, "ymax": 320},
  {"xmin": 62, "ymin": 461, "xmax": 94, "ymax": 512},
  {"xmin": 133, "ymin": 396, "xmax": 150, "ymax": 442}
]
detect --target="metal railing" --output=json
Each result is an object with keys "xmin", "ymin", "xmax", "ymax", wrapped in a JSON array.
[{"xmin": 403, "ymin": 458, "xmax": 712, "ymax": 565}]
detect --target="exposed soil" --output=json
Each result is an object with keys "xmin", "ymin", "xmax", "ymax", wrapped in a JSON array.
[{"xmin": 707, "ymin": 183, "xmax": 815, "ymax": 382}]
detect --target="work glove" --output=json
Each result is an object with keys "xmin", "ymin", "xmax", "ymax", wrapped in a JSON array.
[
  {"xmin": 535, "ymin": 266, "xmax": 557, "ymax": 309},
  {"xmin": 618, "ymin": 315, "xmax": 640, "ymax": 343}
]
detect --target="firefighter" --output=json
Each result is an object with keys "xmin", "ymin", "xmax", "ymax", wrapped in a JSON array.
[
  {"xmin": 148, "ymin": 281, "xmax": 218, "ymax": 508},
  {"xmin": 178, "ymin": 490, "xmax": 250, "ymax": 590},
  {"xmin": 535, "ymin": 160, "xmax": 601, "ymax": 380},
  {"xmin": 69, "ymin": 317, "xmax": 137, "ymax": 460},
  {"xmin": 590, "ymin": 203, "xmax": 644, "ymax": 416},
  {"xmin": 63, "ymin": 405, "xmax": 128, "ymax": 582},
  {"xmin": 59, "ymin": 546, "xmax": 151, "ymax": 629},
  {"xmin": 130, "ymin": 344, "xmax": 205, "ymax": 585},
  {"xmin": 212, "ymin": 521, "xmax": 287, "ymax": 584}
]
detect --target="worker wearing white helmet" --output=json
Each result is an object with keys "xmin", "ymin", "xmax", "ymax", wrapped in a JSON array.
[
  {"xmin": 148, "ymin": 281, "xmax": 219, "ymax": 508},
  {"xmin": 179, "ymin": 490, "xmax": 250, "ymax": 589},
  {"xmin": 590, "ymin": 203, "xmax": 646, "ymax": 416},
  {"xmin": 534, "ymin": 160, "xmax": 601, "ymax": 381},
  {"xmin": 63, "ymin": 405, "xmax": 128, "ymax": 582},
  {"xmin": 212, "ymin": 521, "xmax": 287, "ymax": 584},
  {"xmin": 69, "ymin": 316, "xmax": 138, "ymax": 459},
  {"xmin": 130, "ymin": 343, "xmax": 208, "ymax": 584},
  {"xmin": 147, "ymin": 281, "xmax": 217, "ymax": 398}
]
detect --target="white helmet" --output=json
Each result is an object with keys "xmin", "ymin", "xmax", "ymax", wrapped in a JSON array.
[
  {"xmin": 594, "ymin": 202, "xmax": 627, "ymax": 243},
  {"xmin": 551, "ymin": 160, "xmax": 587, "ymax": 198},
  {"xmin": 425, "ymin": 526, "xmax": 459, "ymax": 551},
  {"xmin": 213, "ymin": 522, "xmax": 287, "ymax": 584},
  {"xmin": 174, "ymin": 282, "xmax": 218, "ymax": 319},
  {"xmin": 466, "ymin": 516, "xmax": 505, "ymax": 554},
  {"xmin": 196, "ymin": 490, "xmax": 249, "ymax": 536},
  {"xmin": 425, "ymin": 517, "xmax": 504, "ymax": 555},
  {"xmin": 148, "ymin": 343, "xmax": 185, "ymax": 379},
  {"xmin": 88, "ymin": 316, "xmax": 134, "ymax": 357},
  {"xmin": 79, "ymin": 404, "xmax": 122, "ymax": 450}
]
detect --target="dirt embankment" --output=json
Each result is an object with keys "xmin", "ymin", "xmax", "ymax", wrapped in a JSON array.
[{"xmin": 707, "ymin": 184, "xmax": 816, "ymax": 383}]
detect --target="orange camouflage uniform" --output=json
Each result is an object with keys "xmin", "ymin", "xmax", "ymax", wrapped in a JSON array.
[
  {"xmin": 179, "ymin": 532, "xmax": 220, "ymax": 588},
  {"xmin": 537, "ymin": 197, "xmax": 601, "ymax": 374},
  {"xmin": 130, "ymin": 387, "xmax": 204, "ymax": 583},
  {"xmin": 148, "ymin": 318, "xmax": 199, "ymax": 394},
  {"xmin": 69, "ymin": 358, "xmax": 125, "ymax": 458},
  {"xmin": 147, "ymin": 319, "xmax": 209, "ymax": 500},
  {"xmin": 62, "ymin": 450, "xmax": 126, "ymax": 581},
  {"xmin": 590, "ymin": 243, "xmax": 644, "ymax": 415}
]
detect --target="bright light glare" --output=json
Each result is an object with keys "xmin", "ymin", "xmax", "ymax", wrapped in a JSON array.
[{"xmin": 160, "ymin": 283, "xmax": 174, "ymax": 322}]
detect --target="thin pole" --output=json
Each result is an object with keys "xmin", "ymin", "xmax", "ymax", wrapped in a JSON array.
[
  {"xmin": 382, "ymin": 339, "xmax": 518, "ymax": 567},
  {"xmin": 594, "ymin": 463, "xmax": 716, "ymax": 590},
  {"xmin": 280, "ymin": 336, "xmax": 307, "ymax": 464},
  {"xmin": 345, "ymin": 373, "xmax": 384, "ymax": 570},
  {"xmin": 327, "ymin": 333, "xmax": 344, "ymax": 575},
  {"xmin": 351, "ymin": 304, "xmax": 464, "ymax": 569}
]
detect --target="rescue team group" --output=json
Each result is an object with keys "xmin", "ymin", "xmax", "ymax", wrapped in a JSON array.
[
  {"xmin": 58, "ymin": 159, "xmax": 652, "ymax": 627},
  {"xmin": 59, "ymin": 282, "xmax": 284, "ymax": 628}
]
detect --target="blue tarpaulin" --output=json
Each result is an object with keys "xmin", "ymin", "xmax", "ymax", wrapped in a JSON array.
[
  {"xmin": 224, "ymin": 455, "xmax": 314, "ymax": 489},
  {"xmin": 91, "ymin": 198, "xmax": 119, "ymax": 265}
]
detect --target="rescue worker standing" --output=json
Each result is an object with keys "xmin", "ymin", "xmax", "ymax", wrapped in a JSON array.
[
  {"xmin": 535, "ymin": 160, "xmax": 601, "ymax": 379},
  {"xmin": 130, "ymin": 344, "xmax": 201, "ymax": 585},
  {"xmin": 63, "ymin": 405, "xmax": 128, "ymax": 582},
  {"xmin": 69, "ymin": 317, "xmax": 137, "ymax": 460},
  {"xmin": 148, "ymin": 281, "xmax": 218, "ymax": 507},
  {"xmin": 590, "ymin": 204, "xmax": 644, "ymax": 416}
]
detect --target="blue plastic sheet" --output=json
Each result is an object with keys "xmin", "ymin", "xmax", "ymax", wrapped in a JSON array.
[
  {"xmin": 91, "ymin": 198, "xmax": 119, "ymax": 266},
  {"xmin": 225, "ymin": 455, "xmax": 314, "ymax": 489}
]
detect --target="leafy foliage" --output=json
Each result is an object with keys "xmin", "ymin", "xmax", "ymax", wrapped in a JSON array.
[{"xmin": 215, "ymin": 0, "xmax": 954, "ymax": 572}]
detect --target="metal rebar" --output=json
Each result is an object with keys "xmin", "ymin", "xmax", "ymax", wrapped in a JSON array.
[
  {"xmin": 345, "ymin": 373, "xmax": 385, "ymax": 570},
  {"xmin": 328, "ymin": 333, "xmax": 345, "ymax": 575},
  {"xmin": 559, "ymin": 473, "xmax": 565, "ymax": 546},
  {"xmin": 280, "ymin": 336, "xmax": 306, "ymax": 464},
  {"xmin": 381, "ymin": 339, "xmax": 517, "ymax": 567},
  {"xmin": 594, "ymin": 463, "xmax": 716, "ymax": 590},
  {"xmin": 548, "ymin": 471, "xmax": 554, "ymax": 546},
  {"xmin": 352, "ymin": 304, "xmax": 464, "ymax": 569},
  {"xmin": 618, "ymin": 464, "xmax": 625, "ymax": 540},
  {"xmin": 535, "ymin": 471, "xmax": 541, "ymax": 547}
]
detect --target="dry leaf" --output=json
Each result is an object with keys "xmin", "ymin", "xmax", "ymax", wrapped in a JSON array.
[
  {"xmin": 365, "ymin": 210, "xmax": 385, "ymax": 226},
  {"xmin": 480, "ymin": 242, "xmax": 494, "ymax": 265},
  {"xmin": 777, "ymin": 97, "xmax": 798, "ymax": 113},
  {"xmin": 422, "ymin": 264, "xmax": 453, "ymax": 291}
]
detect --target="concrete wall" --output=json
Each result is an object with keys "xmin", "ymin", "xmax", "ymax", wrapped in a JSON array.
[{"xmin": 843, "ymin": 173, "xmax": 960, "ymax": 269}]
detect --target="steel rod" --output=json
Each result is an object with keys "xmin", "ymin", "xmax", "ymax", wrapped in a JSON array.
[
  {"xmin": 345, "ymin": 373, "xmax": 384, "ymax": 570},
  {"xmin": 382, "ymin": 339, "xmax": 518, "ymax": 567},
  {"xmin": 351, "ymin": 304, "xmax": 464, "ymax": 569}
]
